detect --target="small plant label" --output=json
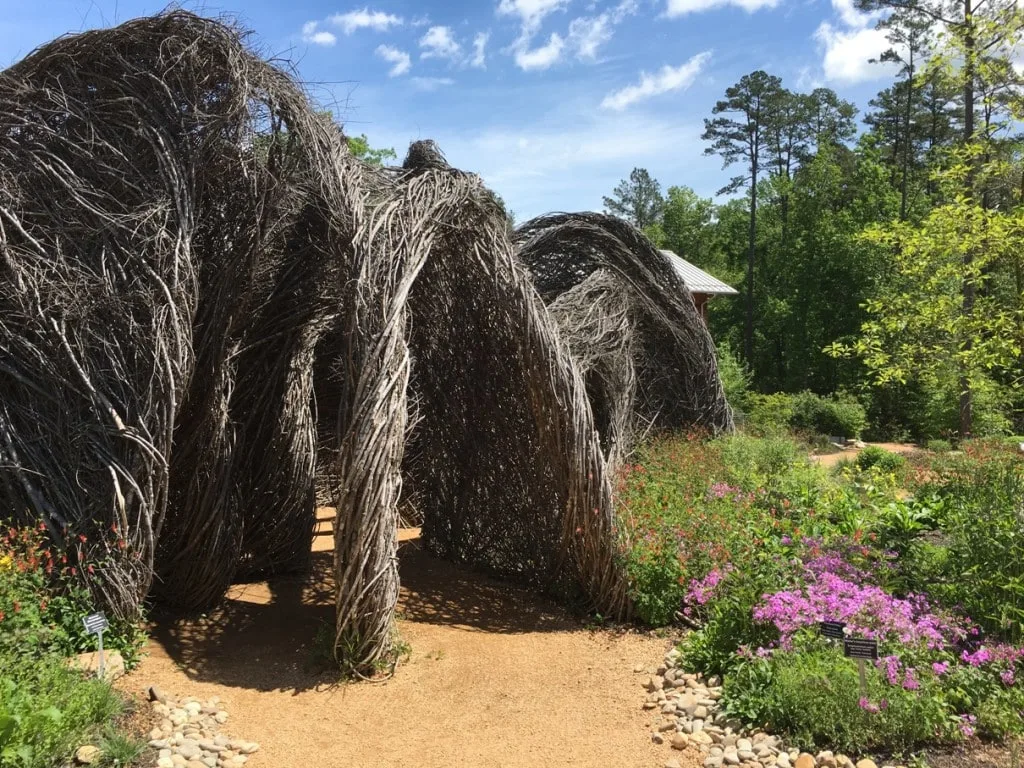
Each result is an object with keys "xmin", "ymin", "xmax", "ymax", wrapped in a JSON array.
[
  {"xmin": 82, "ymin": 611, "xmax": 109, "ymax": 679},
  {"xmin": 843, "ymin": 637, "xmax": 878, "ymax": 660},
  {"xmin": 819, "ymin": 620, "xmax": 846, "ymax": 640},
  {"xmin": 82, "ymin": 612, "xmax": 108, "ymax": 635}
]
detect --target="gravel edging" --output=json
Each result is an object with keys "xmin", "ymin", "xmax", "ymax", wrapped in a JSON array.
[
  {"xmin": 642, "ymin": 646, "xmax": 904, "ymax": 768},
  {"xmin": 145, "ymin": 687, "xmax": 259, "ymax": 768}
]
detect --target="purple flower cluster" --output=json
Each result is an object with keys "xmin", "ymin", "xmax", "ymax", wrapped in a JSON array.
[
  {"xmin": 753, "ymin": 571, "xmax": 967, "ymax": 651},
  {"xmin": 706, "ymin": 482, "xmax": 752, "ymax": 503},
  {"xmin": 687, "ymin": 566, "xmax": 731, "ymax": 606}
]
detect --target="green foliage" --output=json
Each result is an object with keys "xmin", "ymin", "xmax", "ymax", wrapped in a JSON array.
[
  {"xmin": 926, "ymin": 439, "xmax": 952, "ymax": 453},
  {"xmin": 916, "ymin": 440, "xmax": 1024, "ymax": 642},
  {"xmin": 602, "ymin": 168, "xmax": 664, "ymax": 229},
  {"xmin": 345, "ymin": 134, "xmax": 397, "ymax": 166},
  {"xmin": 0, "ymin": 527, "xmax": 145, "ymax": 666},
  {"xmin": 827, "ymin": 147, "xmax": 1024, "ymax": 438},
  {"xmin": 0, "ymin": 649, "xmax": 122, "ymax": 768},
  {"xmin": 97, "ymin": 726, "xmax": 145, "ymax": 767},
  {"xmin": 716, "ymin": 342, "xmax": 752, "ymax": 413},
  {"xmin": 856, "ymin": 445, "xmax": 907, "ymax": 473},
  {"xmin": 744, "ymin": 393, "xmax": 795, "ymax": 435},
  {"xmin": 743, "ymin": 391, "xmax": 867, "ymax": 438},
  {"xmin": 725, "ymin": 646, "xmax": 951, "ymax": 753},
  {"xmin": 790, "ymin": 391, "xmax": 868, "ymax": 439},
  {"xmin": 624, "ymin": 429, "xmax": 1024, "ymax": 753}
]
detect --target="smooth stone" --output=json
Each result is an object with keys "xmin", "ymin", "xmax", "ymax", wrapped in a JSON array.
[
  {"xmin": 795, "ymin": 755, "xmax": 817, "ymax": 768},
  {"xmin": 707, "ymin": 675, "xmax": 721, "ymax": 687},
  {"xmin": 724, "ymin": 753, "xmax": 740, "ymax": 766},
  {"xmin": 855, "ymin": 762, "xmax": 878, "ymax": 768},
  {"xmin": 691, "ymin": 731, "xmax": 714, "ymax": 746},
  {"xmin": 157, "ymin": 760, "xmax": 174, "ymax": 768},
  {"xmin": 671, "ymin": 733, "xmax": 690, "ymax": 750},
  {"xmin": 836, "ymin": 758, "xmax": 855, "ymax": 768},
  {"xmin": 666, "ymin": 761, "xmax": 682, "ymax": 768},
  {"xmin": 775, "ymin": 754, "xmax": 792, "ymax": 768},
  {"xmin": 692, "ymin": 719, "xmax": 705, "ymax": 732},
  {"xmin": 634, "ymin": 663, "xmax": 645, "ymax": 673},
  {"xmin": 706, "ymin": 758, "xmax": 724, "ymax": 768},
  {"xmin": 652, "ymin": 732, "xmax": 665, "ymax": 745},
  {"xmin": 817, "ymin": 751, "xmax": 837, "ymax": 768},
  {"xmin": 659, "ymin": 721, "xmax": 677, "ymax": 732},
  {"xmin": 737, "ymin": 738, "xmax": 753, "ymax": 752},
  {"xmin": 150, "ymin": 740, "xmax": 169, "ymax": 749},
  {"xmin": 214, "ymin": 712, "xmax": 229, "ymax": 724},
  {"xmin": 75, "ymin": 746, "xmax": 101, "ymax": 765},
  {"xmin": 694, "ymin": 705, "xmax": 710, "ymax": 720},
  {"xmin": 739, "ymin": 751, "xmax": 757, "ymax": 762},
  {"xmin": 643, "ymin": 702, "xmax": 658, "ymax": 710}
]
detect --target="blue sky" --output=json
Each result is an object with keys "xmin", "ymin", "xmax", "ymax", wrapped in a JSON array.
[{"xmin": 1, "ymin": 0, "xmax": 903, "ymax": 219}]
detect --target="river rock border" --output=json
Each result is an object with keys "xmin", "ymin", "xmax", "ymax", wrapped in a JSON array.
[
  {"xmin": 146, "ymin": 687, "xmax": 259, "ymax": 768},
  {"xmin": 641, "ymin": 646, "xmax": 903, "ymax": 768}
]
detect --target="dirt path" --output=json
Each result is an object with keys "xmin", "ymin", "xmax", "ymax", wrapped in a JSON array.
[
  {"xmin": 811, "ymin": 441, "xmax": 921, "ymax": 469},
  {"xmin": 123, "ymin": 516, "xmax": 688, "ymax": 768}
]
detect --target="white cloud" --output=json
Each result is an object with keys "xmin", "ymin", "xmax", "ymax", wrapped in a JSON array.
[
  {"xmin": 601, "ymin": 51, "xmax": 711, "ymax": 111},
  {"xmin": 471, "ymin": 32, "xmax": 490, "ymax": 68},
  {"xmin": 514, "ymin": 33, "xmax": 566, "ymax": 70},
  {"xmin": 410, "ymin": 76, "xmax": 456, "ymax": 91},
  {"xmin": 329, "ymin": 8, "xmax": 403, "ymax": 34},
  {"xmin": 497, "ymin": 0, "xmax": 570, "ymax": 33},
  {"xmin": 815, "ymin": 22, "xmax": 897, "ymax": 83},
  {"xmin": 567, "ymin": 2, "xmax": 636, "ymax": 60},
  {"xmin": 375, "ymin": 44, "xmax": 412, "ymax": 76},
  {"xmin": 830, "ymin": 0, "xmax": 875, "ymax": 28},
  {"xmin": 420, "ymin": 25, "xmax": 462, "ymax": 60},
  {"xmin": 301, "ymin": 21, "xmax": 337, "ymax": 46},
  {"xmin": 665, "ymin": 0, "xmax": 779, "ymax": 15}
]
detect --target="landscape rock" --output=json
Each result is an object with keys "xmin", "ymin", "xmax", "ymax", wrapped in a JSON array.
[
  {"xmin": 652, "ymin": 732, "xmax": 664, "ymax": 744},
  {"xmin": 671, "ymin": 733, "xmax": 690, "ymax": 750},
  {"xmin": 691, "ymin": 731, "xmax": 714, "ymax": 746},
  {"xmin": 795, "ymin": 754, "xmax": 817, "ymax": 768},
  {"xmin": 70, "ymin": 650, "xmax": 126, "ymax": 680},
  {"xmin": 75, "ymin": 745, "xmax": 101, "ymax": 765},
  {"xmin": 855, "ymin": 761, "xmax": 878, "ymax": 768},
  {"xmin": 774, "ymin": 755, "xmax": 791, "ymax": 768}
]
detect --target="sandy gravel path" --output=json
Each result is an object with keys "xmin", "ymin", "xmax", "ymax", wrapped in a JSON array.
[{"xmin": 123, "ymin": 518, "xmax": 691, "ymax": 768}]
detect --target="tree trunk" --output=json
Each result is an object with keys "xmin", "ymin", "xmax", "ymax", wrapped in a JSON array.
[
  {"xmin": 745, "ymin": 165, "xmax": 757, "ymax": 364},
  {"xmin": 900, "ymin": 52, "xmax": 915, "ymax": 221},
  {"xmin": 959, "ymin": 0, "xmax": 976, "ymax": 438}
]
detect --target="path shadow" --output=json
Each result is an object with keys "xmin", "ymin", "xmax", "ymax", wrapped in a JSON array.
[
  {"xmin": 397, "ymin": 535, "xmax": 579, "ymax": 633},
  {"xmin": 149, "ymin": 526, "xmax": 584, "ymax": 693}
]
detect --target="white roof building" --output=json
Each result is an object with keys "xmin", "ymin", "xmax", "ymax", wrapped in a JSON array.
[{"xmin": 659, "ymin": 250, "xmax": 739, "ymax": 296}]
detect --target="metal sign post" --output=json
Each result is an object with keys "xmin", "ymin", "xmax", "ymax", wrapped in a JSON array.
[
  {"xmin": 843, "ymin": 637, "xmax": 879, "ymax": 700},
  {"xmin": 82, "ymin": 611, "xmax": 109, "ymax": 679}
]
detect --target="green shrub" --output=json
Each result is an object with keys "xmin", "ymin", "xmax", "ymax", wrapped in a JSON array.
[
  {"xmin": 0, "ymin": 649, "xmax": 122, "ymax": 768},
  {"xmin": 744, "ymin": 393, "xmax": 795, "ymax": 435},
  {"xmin": 715, "ymin": 342, "xmax": 752, "ymax": 414},
  {"xmin": 923, "ymin": 443, "xmax": 1024, "ymax": 642},
  {"xmin": 0, "ymin": 527, "xmax": 144, "ymax": 665},
  {"xmin": 790, "ymin": 391, "xmax": 868, "ymax": 439},
  {"xmin": 926, "ymin": 439, "xmax": 952, "ymax": 453},
  {"xmin": 855, "ymin": 446, "xmax": 907, "ymax": 474},
  {"xmin": 723, "ymin": 647, "xmax": 951, "ymax": 754}
]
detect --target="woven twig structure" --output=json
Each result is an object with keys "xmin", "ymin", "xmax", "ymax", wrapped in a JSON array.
[{"xmin": 0, "ymin": 12, "xmax": 732, "ymax": 674}]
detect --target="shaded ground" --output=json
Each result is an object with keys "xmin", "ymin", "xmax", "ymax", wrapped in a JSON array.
[{"xmin": 123, "ymin": 512, "xmax": 687, "ymax": 767}]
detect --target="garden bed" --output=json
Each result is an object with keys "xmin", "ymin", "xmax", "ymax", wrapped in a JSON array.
[{"xmin": 617, "ymin": 433, "xmax": 1024, "ymax": 762}]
